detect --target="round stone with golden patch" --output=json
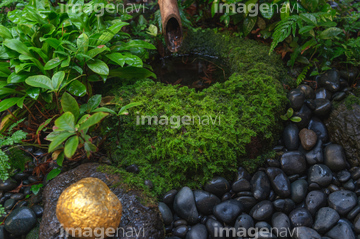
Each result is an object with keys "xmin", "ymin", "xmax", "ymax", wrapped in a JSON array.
[{"xmin": 56, "ymin": 177, "xmax": 122, "ymax": 239}]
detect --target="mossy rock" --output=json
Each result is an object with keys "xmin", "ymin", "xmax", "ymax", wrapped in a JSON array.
[{"xmin": 104, "ymin": 29, "xmax": 288, "ymax": 195}]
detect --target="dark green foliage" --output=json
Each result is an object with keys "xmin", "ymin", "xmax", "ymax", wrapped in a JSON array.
[{"xmin": 106, "ymin": 29, "xmax": 287, "ymax": 195}]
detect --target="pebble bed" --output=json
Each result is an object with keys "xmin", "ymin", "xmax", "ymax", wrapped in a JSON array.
[{"xmin": 160, "ymin": 69, "xmax": 360, "ymax": 239}]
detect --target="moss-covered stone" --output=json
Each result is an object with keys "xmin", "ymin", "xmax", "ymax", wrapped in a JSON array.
[{"xmin": 104, "ymin": 29, "xmax": 288, "ymax": 195}]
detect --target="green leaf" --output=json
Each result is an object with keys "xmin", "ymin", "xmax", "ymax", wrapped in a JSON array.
[
  {"xmin": 123, "ymin": 53, "xmax": 143, "ymax": 67},
  {"xmin": 4, "ymin": 39, "xmax": 31, "ymax": 56},
  {"xmin": 54, "ymin": 112, "xmax": 76, "ymax": 132},
  {"xmin": 260, "ymin": 3, "xmax": 274, "ymax": 19},
  {"xmin": 86, "ymin": 94, "xmax": 102, "ymax": 113},
  {"xmin": 56, "ymin": 152, "xmax": 64, "ymax": 166},
  {"xmin": 77, "ymin": 33, "xmax": 89, "ymax": 53},
  {"xmin": 318, "ymin": 27, "xmax": 343, "ymax": 39},
  {"xmin": 105, "ymin": 53, "xmax": 125, "ymax": 67},
  {"xmin": 25, "ymin": 75, "xmax": 53, "ymax": 90},
  {"xmin": 97, "ymin": 21, "xmax": 129, "ymax": 45},
  {"xmin": 46, "ymin": 168, "xmax": 61, "ymax": 181},
  {"xmin": 0, "ymin": 25, "xmax": 13, "ymax": 40},
  {"xmin": 118, "ymin": 102, "xmax": 142, "ymax": 115},
  {"xmin": 26, "ymin": 88, "xmax": 40, "ymax": 100},
  {"xmin": 7, "ymin": 73, "xmax": 28, "ymax": 84},
  {"xmin": 87, "ymin": 46, "xmax": 109, "ymax": 58},
  {"xmin": 44, "ymin": 58, "xmax": 62, "ymax": 70},
  {"xmin": 31, "ymin": 184, "xmax": 43, "ymax": 195},
  {"xmin": 84, "ymin": 141, "xmax": 97, "ymax": 157},
  {"xmin": 87, "ymin": 59, "xmax": 109, "ymax": 75},
  {"xmin": 61, "ymin": 92, "xmax": 79, "ymax": 121},
  {"xmin": 0, "ymin": 97, "xmax": 20, "ymax": 112},
  {"xmin": 79, "ymin": 112, "xmax": 108, "ymax": 130},
  {"xmin": 52, "ymin": 71, "xmax": 65, "ymax": 91},
  {"xmin": 286, "ymin": 108, "xmax": 294, "ymax": 118},
  {"xmin": 67, "ymin": 80, "xmax": 86, "ymax": 97},
  {"xmin": 290, "ymin": 116, "xmax": 302, "ymax": 122},
  {"xmin": 48, "ymin": 131, "xmax": 75, "ymax": 152},
  {"xmin": 243, "ymin": 16, "xmax": 257, "ymax": 36},
  {"xmin": 64, "ymin": 136, "xmax": 79, "ymax": 158},
  {"xmin": 115, "ymin": 40, "xmax": 156, "ymax": 51},
  {"xmin": 92, "ymin": 107, "xmax": 116, "ymax": 115}
]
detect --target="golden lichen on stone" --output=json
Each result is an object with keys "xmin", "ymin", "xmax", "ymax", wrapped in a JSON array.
[{"xmin": 56, "ymin": 177, "xmax": 122, "ymax": 239}]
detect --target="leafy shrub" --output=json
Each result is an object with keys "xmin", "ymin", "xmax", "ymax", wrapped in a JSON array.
[
  {"xmin": 0, "ymin": 119, "xmax": 27, "ymax": 181},
  {"xmin": 0, "ymin": 0, "xmax": 155, "ymax": 114},
  {"xmin": 106, "ymin": 29, "xmax": 287, "ymax": 195}
]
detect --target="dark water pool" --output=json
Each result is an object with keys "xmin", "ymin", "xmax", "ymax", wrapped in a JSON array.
[{"xmin": 150, "ymin": 55, "xmax": 229, "ymax": 90}]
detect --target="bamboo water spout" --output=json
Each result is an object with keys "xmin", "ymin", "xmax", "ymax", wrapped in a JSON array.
[{"xmin": 158, "ymin": 0, "xmax": 183, "ymax": 52}]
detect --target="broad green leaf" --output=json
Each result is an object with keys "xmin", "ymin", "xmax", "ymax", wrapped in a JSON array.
[
  {"xmin": 105, "ymin": 53, "xmax": 125, "ymax": 67},
  {"xmin": 46, "ymin": 168, "xmax": 61, "ymax": 181},
  {"xmin": 0, "ymin": 88, "xmax": 17, "ymax": 95},
  {"xmin": 92, "ymin": 107, "xmax": 116, "ymax": 115},
  {"xmin": 0, "ymin": 25, "xmax": 13, "ymax": 40},
  {"xmin": 286, "ymin": 108, "xmax": 294, "ymax": 118},
  {"xmin": 61, "ymin": 92, "xmax": 80, "ymax": 121},
  {"xmin": 64, "ymin": 136, "xmax": 79, "ymax": 158},
  {"xmin": 16, "ymin": 97, "xmax": 25, "ymax": 108},
  {"xmin": 115, "ymin": 40, "xmax": 156, "ymax": 51},
  {"xmin": 118, "ymin": 102, "xmax": 142, "ymax": 115},
  {"xmin": 97, "ymin": 21, "xmax": 129, "ymax": 45},
  {"xmin": 291, "ymin": 116, "xmax": 302, "ymax": 122},
  {"xmin": 61, "ymin": 56, "xmax": 71, "ymax": 68},
  {"xmin": 54, "ymin": 112, "xmax": 76, "ymax": 132},
  {"xmin": 52, "ymin": 71, "xmax": 65, "ymax": 91},
  {"xmin": 67, "ymin": 80, "xmax": 86, "ymax": 97},
  {"xmin": 300, "ymin": 13, "xmax": 317, "ymax": 26},
  {"xmin": 77, "ymin": 33, "xmax": 89, "ymax": 53},
  {"xmin": 243, "ymin": 16, "xmax": 257, "ymax": 36},
  {"xmin": 299, "ymin": 25, "xmax": 316, "ymax": 34},
  {"xmin": 31, "ymin": 184, "xmax": 43, "ymax": 195},
  {"xmin": 79, "ymin": 112, "xmax": 108, "ymax": 130},
  {"xmin": 4, "ymin": 39, "xmax": 31, "ymax": 56},
  {"xmin": 25, "ymin": 75, "xmax": 53, "ymax": 90},
  {"xmin": 26, "ymin": 87, "xmax": 40, "ymax": 100},
  {"xmin": 87, "ymin": 59, "xmax": 109, "ymax": 75},
  {"xmin": 56, "ymin": 152, "xmax": 64, "ymax": 166},
  {"xmin": 84, "ymin": 141, "xmax": 97, "ymax": 157},
  {"xmin": 0, "ymin": 97, "xmax": 20, "ymax": 112},
  {"xmin": 87, "ymin": 46, "xmax": 109, "ymax": 58},
  {"xmin": 122, "ymin": 53, "xmax": 143, "ymax": 67},
  {"xmin": 44, "ymin": 58, "xmax": 62, "ymax": 70},
  {"xmin": 260, "ymin": 3, "xmax": 274, "ymax": 19},
  {"xmin": 86, "ymin": 94, "xmax": 102, "ymax": 113},
  {"xmin": 318, "ymin": 27, "xmax": 343, "ymax": 39}
]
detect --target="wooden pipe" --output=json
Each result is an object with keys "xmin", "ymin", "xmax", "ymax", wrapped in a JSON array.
[{"xmin": 158, "ymin": 0, "xmax": 183, "ymax": 52}]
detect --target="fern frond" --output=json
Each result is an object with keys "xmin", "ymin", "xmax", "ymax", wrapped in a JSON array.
[
  {"xmin": 0, "ymin": 150, "xmax": 11, "ymax": 181},
  {"xmin": 297, "ymin": 65, "xmax": 311, "ymax": 86},
  {"xmin": 269, "ymin": 16, "xmax": 301, "ymax": 54}
]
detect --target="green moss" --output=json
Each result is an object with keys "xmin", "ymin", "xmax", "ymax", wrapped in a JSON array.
[
  {"xmin": 344, "ymin": 94, "xmax": 360, "ymax": 110},
  {"xmin": 104, "ymin": 29, "xmax": 288, "ymax": 195},
  {"xmin": 96, "ymin": 165, "xmax": 157, "ymax": 206}
]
